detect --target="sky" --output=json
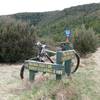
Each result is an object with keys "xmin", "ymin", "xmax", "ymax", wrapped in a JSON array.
[{"xmin": 0, "ymin": 0, "xmax": 100, "ymax": 15}]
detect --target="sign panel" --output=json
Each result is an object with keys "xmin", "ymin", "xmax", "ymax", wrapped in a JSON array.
[
  {"xmin": 61, "ymin": 50, "xmax": 75, "ymax": 61},
  {"xmin": 25, "ymin": 60, "xmax": 64, "ymax": 74}
]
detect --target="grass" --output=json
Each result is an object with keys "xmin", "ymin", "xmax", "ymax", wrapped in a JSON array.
[{"xmin": 10, "ymin": 62, "xmax": 100, "ymax": 100}]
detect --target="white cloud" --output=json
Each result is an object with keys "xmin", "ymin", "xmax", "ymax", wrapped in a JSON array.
[{"xmin": 0, "ymin": 0, "xmax": 99, "ymax": 15}]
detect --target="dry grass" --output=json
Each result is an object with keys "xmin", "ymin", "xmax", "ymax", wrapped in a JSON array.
[{"xmin": 0, "ymin": 48, "xmax": 100, "ymax": 100}]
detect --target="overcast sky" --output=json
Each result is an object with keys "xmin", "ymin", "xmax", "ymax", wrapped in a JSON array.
[{"xmin": 0, "ymin": 0, "xmax": 100, "ymax": 15}]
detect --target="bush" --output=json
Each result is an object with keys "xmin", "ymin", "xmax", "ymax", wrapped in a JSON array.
[
  {"xmin": 73, "ymin": 25, "xmax": 98, "ymax": 55},
  {"xmin": 0, "ymin": 18, "xmax": 36, "ymax": 63}
]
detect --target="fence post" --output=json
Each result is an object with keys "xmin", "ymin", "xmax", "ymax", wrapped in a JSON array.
[
  {"xmin": 56, "ymin": 51, "xmax": 62, "ymax": 80},
  {"xmin": 29, "ymin": 70, "xmax": 37, "ymax": 81},
  {"xmin": 64, "ymin": 43, "xmax": 72, "ymax": 76}
]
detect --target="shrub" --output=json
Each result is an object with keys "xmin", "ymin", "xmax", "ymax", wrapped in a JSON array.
[
  {"xmin": 73, "ymin": 25, "xmax": 98, "ymax": 55},
  {"xmin": 0, "ymin": 18, "xmax": 36, "ymax": 63}
]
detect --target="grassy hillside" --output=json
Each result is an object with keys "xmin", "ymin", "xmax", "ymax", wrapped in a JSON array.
[
  {"xmin": 0, "ymin": 3, "xmax": 100, "ymax": 62},
  {"xmin": 9, "ymin": 3, "xmax": 100, "ymax": 44},
  {"xmin": 0, "ymin": 3, "xmax": 100, "ymax": 37}
]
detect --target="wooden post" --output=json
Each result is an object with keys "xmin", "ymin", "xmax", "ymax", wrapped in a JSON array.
[
  {"xmin": 56, "ymin": 51, "xmax": 62, "ymax": 80},
  {"xmin": 29, "ymin": 70, "xmax": 37, "ymax": 81},
  {"xmin": 64, "ymin": 43, "xmax": 72, "ymax": 76}
]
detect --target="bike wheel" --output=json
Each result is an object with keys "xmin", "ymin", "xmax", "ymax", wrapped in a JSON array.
[
  {"xmin": 71, "ymin": 52, "xmax": 80, "ymax": 73},
  {"xmin": 20, "ymin": 64, "xmax": 25, "ymax": 79}
]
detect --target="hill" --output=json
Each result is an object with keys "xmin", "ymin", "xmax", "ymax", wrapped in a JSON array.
[
  {"xmin": 0, "ymin": 3, "xmax": 100, "ymax": 62},
  {"xmin": 0, "ymin": 3, "xmax": 100, "ymax": 36}
]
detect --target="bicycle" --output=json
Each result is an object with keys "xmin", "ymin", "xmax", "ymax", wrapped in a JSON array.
[{"xmin": 20, "ymin": 41, "xmax": 80, "ymax": 79}]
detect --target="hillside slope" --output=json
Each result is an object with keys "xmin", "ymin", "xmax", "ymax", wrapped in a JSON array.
[
  {"xmin": 0, "ymin": 3, "xmax": 100, "ymax": 36},
  {"xmin": 14, "ymin": 3, "xmax": 100, "ymax": 39},
  {"xmin": 12, "ymin": 3, "xmax": 100, "ymax": 26}
]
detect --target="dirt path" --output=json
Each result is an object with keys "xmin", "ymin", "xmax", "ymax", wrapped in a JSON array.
[
  {"xmin": 91, "ymin": 48, "xmax": 100, "ymax": 70},
  {"xmin": 80, "ymin": 47, "xmax": 100, "ymax": 69},
  {"xmin": 0, "ymin": 48, "xmax": 100, "ymax": 100}
]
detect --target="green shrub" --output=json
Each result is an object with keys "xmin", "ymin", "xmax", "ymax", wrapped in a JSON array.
[
  {"xmin": 0, "ymin": 18, "xmax": 36, "ymax": 63},
  {"xmin": 73, "ymin": 25, "xmax": 98, "ymax": 55}
]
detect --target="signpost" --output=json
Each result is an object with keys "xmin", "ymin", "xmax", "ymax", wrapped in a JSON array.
[{"xmin": 24, "ymin": 50, "xmax": 75, "ymax": 80}]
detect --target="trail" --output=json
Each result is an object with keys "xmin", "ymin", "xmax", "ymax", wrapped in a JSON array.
[
  {"xmin": 91, "ymin": 48, "xmax": 100, "ymax": 70},
  {"xmin": 80, "ymin": 47, "xmax": 100, "ymax": 69}
]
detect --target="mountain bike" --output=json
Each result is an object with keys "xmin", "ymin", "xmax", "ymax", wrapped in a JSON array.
[{"xmin": 20, "ymin": 42, "xmax": 80, "ymax": 79}]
